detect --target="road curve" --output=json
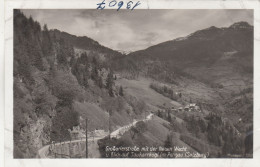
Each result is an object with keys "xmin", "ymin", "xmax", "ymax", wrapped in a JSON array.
[{"xmin": 37, "ymin": 113, "xmax": 153, "ymax": 158}]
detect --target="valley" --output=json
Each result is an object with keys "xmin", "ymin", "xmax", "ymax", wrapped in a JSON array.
[{"xmin": 13, "ymin": 9, "xmax": 253, "ymax": 158}]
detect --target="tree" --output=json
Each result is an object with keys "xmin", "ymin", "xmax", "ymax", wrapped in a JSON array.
[
  {"xmin": 91, "ymin": 65, "xmax": 98, "ymax": 81},
  {"xmin": 56, "ymin": 38, "xmax": 69, "ymax": 65},
  {"xmin": 97, "ymin": 76, "xmax": 103, "ymax": 88},
  {"xmin": 106, "ymin": 70, "xmax": 114, "ymax": 97},
  {"xmin": 164, "ymin": 134, "xmax": 173, "ymax": 148},
  {"xmin": 80, "ymin": 52, "xmax": 88, "ymax": 65},
  {"xmin": 51, "ymin": 107, "xmax": 79, "ymax": 142},
  {"xmin": 198, "ymin": 118, "xmax": 207, "ymax": 133},
  {"xmin": 119, "ymin": 86, "xmax": 124, "ymax": 96},
  {"xmin": 51, "ymin": 70, "xmax": 80, "ymax": 108},
  {"xmin": 157, "ymin": 110, "xmax": 162, "ymax": 118},
  {"xmin": 167, "ymin": 110, "xmax": 172, "ymax": 122},
  {"xmin": 83, "ymin": 74, "xmax": 89, "ymax": 88},
  {"xmin": 42, "ymin": 24, "xmax": 52, "ymax": 57},
  {"xmin": 130, "ymin": 121, "xmax": 147, "ymax": 139}
]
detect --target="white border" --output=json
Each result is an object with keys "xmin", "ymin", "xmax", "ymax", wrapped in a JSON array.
[
  {"xmin": 1, "ymin": 0, "xmax": 5, "ymax": 167},
  {"xmin": 4, "ymin": 0, "xmax": 260, "ymax": 167}
]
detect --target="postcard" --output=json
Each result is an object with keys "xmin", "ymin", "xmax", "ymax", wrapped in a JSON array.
[{"xmin": 2, "ymin": 0, "xmax": 260, "ymax": 167}]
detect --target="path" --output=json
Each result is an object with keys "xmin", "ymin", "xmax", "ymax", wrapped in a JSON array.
[{"xmin": 37, "ymin": 113, "xmax": 153, "ymax": 158}]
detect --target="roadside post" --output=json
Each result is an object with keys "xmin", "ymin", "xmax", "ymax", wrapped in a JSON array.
[{"xmin": 86, "ymin": 118, "xmax": 88, "ymax": 158}]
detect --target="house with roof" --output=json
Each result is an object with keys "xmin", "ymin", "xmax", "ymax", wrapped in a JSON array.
[
  {"xmin": 178, "ymin": 107, "xmax": 183, "ymax": 112},
  {"xmin": 187, "ymin": 103, "xmax": 201, "ymax": 112},
  {"xmin": 189, "ymin": 103, "xmax": 196, "ymax": 109},
  {"xmin": 184, "ymin": 105, "xmax": 190, "ymax": 112},
  {"xmin": 171, "ymin": 106, "xmax": 177, "ymax": 112}
]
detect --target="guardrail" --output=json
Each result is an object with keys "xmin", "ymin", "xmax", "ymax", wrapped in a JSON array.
[{"xmin": 38, "ymin": 113, "xmax": 154, "ymax": 158}]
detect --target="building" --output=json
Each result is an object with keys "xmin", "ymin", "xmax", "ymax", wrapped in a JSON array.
[
  {"xmin": 171, "ymin": 107, "xmax": 177, "ymax": 112},
  {"xmin": 184, "ymin": 106, "xmax": 190, "ymax": 112},
  {"xmin": 195, "ymin": 106, "xmax": 201, "ymax": 112},
  {"xmin": 68, "ymin": 126, "xmax": 85, "ymax": 140},
  {"xmin": 188, "ymin": 103, "xmax": 200, "ymax": 112},
  {"xmin": 189, "ymin": 103, "xmax": 196, "ymax": 110},
  {"xmin": 178, "ymin": 107, "xmax": 183, "ymax": 112}
]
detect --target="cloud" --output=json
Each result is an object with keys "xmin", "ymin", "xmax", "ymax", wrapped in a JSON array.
[{"xmin": 21, "ymin": 9, "xmax": 253, "ymax": 52}]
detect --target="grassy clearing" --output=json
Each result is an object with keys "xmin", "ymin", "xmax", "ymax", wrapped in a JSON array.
[
  {"xmin": 73, "ymin": 101, "xmax": 109, "ymax": 131},
  {"xmin": 116, "ymin": 77, "xmax": 182, "ymax": 110}
]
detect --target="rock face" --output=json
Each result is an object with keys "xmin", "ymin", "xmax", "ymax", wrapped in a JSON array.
[{"xmin": 19, "ymin": 117, "xmax": 51, "ymax": 155}]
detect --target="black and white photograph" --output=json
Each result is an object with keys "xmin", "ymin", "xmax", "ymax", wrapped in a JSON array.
[{"xmin": 13, "ymin": 9, "xmax": 253, "ymax": 159}]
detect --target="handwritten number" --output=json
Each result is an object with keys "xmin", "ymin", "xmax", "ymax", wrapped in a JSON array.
[
  {"xmin": 97, "ymin": 0, "xmax": 141, "ymax": 11},
  {"xmin": 127, "ymin": 1, "xmax": 133, "ymax": 9},
  {"xmin": 96, "ymin": 0, "xmax": 106, "ymax": 10},
  {"xmin": 117, "ymin": 1, "xmax": 124, "ymax": 11},
  {"xmin": 132, "ymin": 1, "xmax": 141, "ymax": 10},
  {"xmin": 109, "ymin": 0, "xmax": 117, "ymax": 7}
]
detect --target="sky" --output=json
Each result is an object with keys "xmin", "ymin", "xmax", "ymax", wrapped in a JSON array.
[{"xmin": 22, "ymin": 9, "xmax": 253, "ymax": 52}]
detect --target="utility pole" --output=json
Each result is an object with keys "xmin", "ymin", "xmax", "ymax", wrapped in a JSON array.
[
  {"xmin": 54, "ymin": 142, "xmax": 56, "ymax": 158},
  {"xmin": 85, "ymin": 118, "xmax": 88, "ymax": 158},
  {"xmin": 59, "ymin": 134, "xmax": 62, "ymax": 157},
  {"xmin": 108, "ymin": 110, "xmax": 111, "ymax": 139},
  {"xmin": 69, "ymin": 138, "xmax": 71, "ymax": 158}
]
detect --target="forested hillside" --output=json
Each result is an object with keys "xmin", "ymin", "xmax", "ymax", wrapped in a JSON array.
[
  {"xmin": 111, "ymin": 22, "xmax": 253, "ymax": 136},
  {"xmin": 106, "ymin": 22, "xmax": 253, "ymax": 157},
  {"xmin": 13, "ymin": 10, "xmax": 147, "ymax": 158},
  {"xmin": 49, "ymin": 29, "xmax": 122, "ymax": 59},
  {"xmin": 112, "ymin": 22, "xmax": 253, "ymax": 93}
]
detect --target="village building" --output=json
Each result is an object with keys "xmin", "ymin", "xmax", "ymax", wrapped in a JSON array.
[
  {"xmin": 187, "ymin": 103, "xmax": 201, "ymax": 112},
  {"xmin": 184, "ymin": 105, "xmax": 190, "ymax": 112},
  {"xmin": 178, "ymin": 107, "xmax": 183, "ymax": 112},
  {"xmin": 94, "ymin": 129, "xmax": 106, "ymax": 137},
  {"xmin": 195, "ymin": 106, "xmax": 201, "ymax": 112},
  {"xmin": 189, "ymin": 103, "xmax": 196, "ymax": 110},
  {"xmin": 68, "ymin": 126, "xmax": 85, "ymax": 140},
  {"xmin": 114, "ymin": 73, "xmax": 121, "ymax": 79},
  {"xmin": 171, "ymin": 106, "xmax": 177, "ymax": 112}
]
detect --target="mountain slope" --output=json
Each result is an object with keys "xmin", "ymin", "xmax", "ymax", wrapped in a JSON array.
[
  {"xmin": 13, "ymin": 10, "xmax": 147, "ymax": 158},
  {"xmin": 49, "ymin": 29, "xmax": 123, "ymax": 60},
  {"xmin": 114, "ymin": 22, "xmax": 253, "ymax": 93},
  {"xmin": 111, "ymin": 21, "xmax": 253, "ymax": 136}
]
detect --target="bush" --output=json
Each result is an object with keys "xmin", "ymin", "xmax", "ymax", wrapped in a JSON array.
[
  {"xmin": 51, "ymin": 70, "xmax": 80, "ymax": 107},
  {"xmin": 51, "ymin": 107, "xmax": 79, "ymax": 142},
  {"xmin": 150, "ymin": 83, "xmax": 178, "ymax": 101}
]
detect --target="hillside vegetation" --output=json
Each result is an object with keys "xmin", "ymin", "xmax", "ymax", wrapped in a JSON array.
[
  {"xmin": 13, "ymin": 9, "xmax": 253, "ymax": 158},
  {"xmin": 13, "ymin": 10, "xmax": 147, "ymax": 158},
  {"xmin": 111, "ymin": 22, "xmax": 253, "ymax": 150}
]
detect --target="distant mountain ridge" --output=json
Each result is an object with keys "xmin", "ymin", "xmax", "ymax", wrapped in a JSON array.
[
  {"xmin": 114, "ymin": 21, "xmax": 253, "ymax": 92},
  {"xmin": 49, "ymin": 29, "xmax": 123, "ymax": 58}
]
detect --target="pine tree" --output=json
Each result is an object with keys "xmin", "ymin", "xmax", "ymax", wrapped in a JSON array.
[
  {"xmin": 164, "ymin": 134, "xmax": 173, "ymax": 148},
  {"xmin": 80, "ymin": 52, "xmax": 88, "ymax": 65},
  {"xmin": 83, "ymin": 75, "xmax": 89, "ymax": 88},
  {"xmin": 97, "ymin": 76, "xmax": 103, "ymax": 88},
  {"xmin": 106, "ymin": 70, "xmax": 114, "ymax": 97},
  {"xmin": 119, "ymin": 86, "xmax": 124, "ymax": 96},
  {"xmin": 42, "ymin": 24, "xmax": 52, "ymax": 57},
  {"xmin": 167, "ymin": 110, "xmax": 172, "ymax": 122},
  {"xmin": 91, "ymin": 65, "xmax": 98, "ymax": 81}
]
